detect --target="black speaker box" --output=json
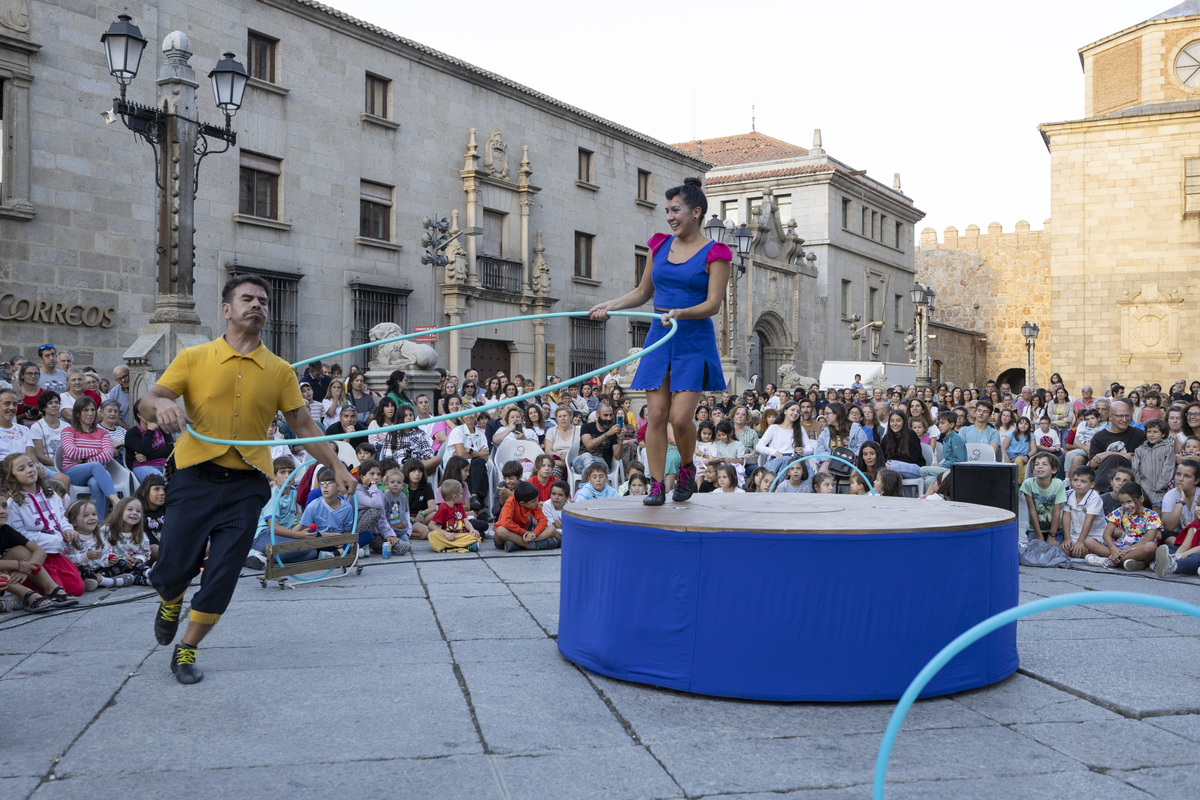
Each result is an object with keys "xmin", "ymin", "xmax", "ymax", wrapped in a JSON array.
[{"xmin": 949, "ymin": 462, "xmax": 1020, "ymax": 516}]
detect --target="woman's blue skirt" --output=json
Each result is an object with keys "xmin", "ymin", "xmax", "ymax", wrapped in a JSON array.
[{"xmin": 631, "ymin": 317, "xmax": 726, "ymax": 392}]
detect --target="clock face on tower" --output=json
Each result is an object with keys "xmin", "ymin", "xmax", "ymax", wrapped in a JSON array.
[{"xmin": 1175, "ymin": 41, "xmax": 1200, "ymax": 89}]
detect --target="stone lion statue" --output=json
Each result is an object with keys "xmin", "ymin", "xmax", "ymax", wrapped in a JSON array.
[
  {"xmin": 623, "ymin": 347, "xmax": 643, "ymax": 380},
  {"xmin": 777, "ymin": 364, "xmax": 818, "ymax": 393},
  {"xmin": 368, "ymin": 322, "xmax": 439, "ymax": 371}
]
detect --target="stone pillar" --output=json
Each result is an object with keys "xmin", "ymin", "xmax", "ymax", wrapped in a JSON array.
[
  {"xmin": 447, "ymin": 309, "xmax": 461, "ymax": 378},
  {"xmin": 532, "ymin": 315, "xmax": 546, "ymax": 387},
  {"xmin": 517, "ymin": 146, "xmax": 534, "ymax": 293},
  {"xmin": 122, "ymin": 32, "xmax": 212, "ymax": 409}
]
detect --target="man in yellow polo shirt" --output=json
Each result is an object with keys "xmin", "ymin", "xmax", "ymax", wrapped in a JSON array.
[{"xmin": 140, "ymin": 276, "xmax": 355, "ymax": 684}]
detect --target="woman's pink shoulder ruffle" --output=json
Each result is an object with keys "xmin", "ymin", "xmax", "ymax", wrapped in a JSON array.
[
  {"xmin": 707, "ymin": 242, "xmax": 733, "ymax": 263},
  {"xmin": 647, "ymin": 233, "xmax": 670, "ymax": 255}
]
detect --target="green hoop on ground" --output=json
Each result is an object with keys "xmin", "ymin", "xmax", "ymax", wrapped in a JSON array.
[
  {"xmin": 187, "ymin": 311, "xmax": 678, "ymax": 448},
  {"xmin": 766, "ymin": 454, "xmax": 876, "ymax": 495},
  {"xmin": 264, "ymin": 457, "xmax": 358, "ymax": 583},
  {"xmin": 872, "ymin": 591, "xmax": 1200, "ymax": 799}
]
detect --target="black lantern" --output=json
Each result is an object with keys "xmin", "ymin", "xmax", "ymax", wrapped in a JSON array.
[
  {"xmin": 703, "ymin": 213, "xmax": 726, "ymax": 243},
  {"xmin": 100, "ymin": 14, "xmax": 148, "ymax": 89},
  {"xmin": 209, "ymin": 52, "xmax": 249, "ymax": 116},
  {"xmin": 925, "ymin": 286, "xmax": 936, "ymax": 312},
  {"xmin": 910, "ymin": 282, "xmax": 927, "ymax": 306},
  {"xmin": 733, "ymin": 223, "xmax": 753, "ymax": 257}
]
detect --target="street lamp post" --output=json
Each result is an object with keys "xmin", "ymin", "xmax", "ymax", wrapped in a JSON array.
[
  {"xmin": 1022, "ymin": 320, "xmax": 1040, "ymax": 390},
  {"xmin": 909, "ymin": 282, "xmax": 931, "ymax": 389},
  {"xmin": 703, "ymin": 214, "xmax": 752, "ymax": 391},
  {"xmin": 103, "ymin": 15, "xmax": 247, "ymax": 395}
]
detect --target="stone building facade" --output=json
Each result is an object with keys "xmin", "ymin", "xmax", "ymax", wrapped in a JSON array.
[
  {"xmin": 0, "ymin": 0, "xmax": 705, "ymax": 381},
  {"xmin": 1037, "ymin": 2, "xmax": 1200, "ymax": 390},
  {"xmin": 674, "ymin": 131, "xmax": 925, "ymax": 389},
  {"xmin": 916, "ymin": 221, "xmax": 1050, "ymax": 389}
]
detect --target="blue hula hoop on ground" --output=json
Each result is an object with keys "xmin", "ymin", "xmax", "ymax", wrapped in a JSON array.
[
  {"xmin": 264, "ymin": 457, "xmax": 359, "ymax": 583},
  {"xmin": 872, "ymin": 591, "xmax": 1200, "ymax": 799},
  {"xmin": 766, "ymin": 454, "xmax": 875, "ymax": 495},
  {"xmin": 186, "ymin": 311, "xmax": 677, "ymax": 448}
]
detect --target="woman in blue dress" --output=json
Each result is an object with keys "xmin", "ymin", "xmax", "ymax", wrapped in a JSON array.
[{"xmin": 589, "ymin": 178, "xmax": 732, "ymax": 505}]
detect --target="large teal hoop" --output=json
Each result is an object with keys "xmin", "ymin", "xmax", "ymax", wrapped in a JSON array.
[
  {"xmin": 766, "ymin": 454, "xmax": 875, "ymax": 495},
  {"xmin": 872, "ymin": 591, "xmax": 1200, "ymax": 798},
  {"xmin": 187, "ymin": 310, "xmax": 677, "ymax": 448},
  {"xmin": 263, "ymin": 457, "xmax": 359, "ymax": 583}
]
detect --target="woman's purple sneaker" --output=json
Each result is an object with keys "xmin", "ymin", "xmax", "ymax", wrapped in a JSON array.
[
  {"xmin": 644, "ymin": 479, "xmax": 666, "ymax": 506},
  {"xmin": 673, "ymin": 465, "xmax": 697, "ymax": 502}
]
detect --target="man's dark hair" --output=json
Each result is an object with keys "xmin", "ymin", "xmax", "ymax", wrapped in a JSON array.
[
  {"xmin": 513, "ymin": 481, "xmax": 539, "ymax": 503},
  {"xmin": 221, "ymin": 274, "xmax": 270, "ymax": 305},
  {"xmin": 501, "ymin": 459, "xmax": 523, "ymax": 479}
]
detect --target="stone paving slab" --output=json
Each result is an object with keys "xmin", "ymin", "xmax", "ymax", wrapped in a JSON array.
[
  {"xmin": 950, "ymin": 672, "xmax": 1125, "ymax": 724},
  {"xmin": 493, "ymin": 745, "xmax": 681, "ymax": 800},
  {"xmin": 1110, "ymin": 765, "xmax": 1200, "ymax": 800},
  {"xmin": 713, "ymin": 770, "xmax": 1158, "ymax": 799},
  {"xmin": 1016, "ymin": 616, "xmax": 1181, "ymax": 641},
  {"xmin": 1145, "ymin": 713, "xmax": 1200, "ymax": 743},
  {"xmin": 1013, "ymin": 719, "xmax": 1198, "ymax": 769},
  {"xmin": 430, "ymin": 593, "xmax": 547, "ymax": 641}
]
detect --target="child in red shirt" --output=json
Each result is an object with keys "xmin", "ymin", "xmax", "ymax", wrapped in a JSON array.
[
  {"xmin": 429, "ymin": 478, "xmax": 479, "ymax": 553},
  {"xmin": 494, "ymin": 481, "xmax": 553, "ymax": 552},
  {"xmin": 529, "ymin": 455, "xmax": 556, "ymax": 503}
]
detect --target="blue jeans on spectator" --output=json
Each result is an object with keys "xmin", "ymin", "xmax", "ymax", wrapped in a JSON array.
[
  {"xmin": 571, "ymin": 452, "xmax": 607, "ymax": 478},
  {"xmin": 1168, "ymin": 545, "xmax": 1200, "ymax": 575},
  {"xmin": 65, "ymin": 462, "xmax": 118, "ymax": 519},
  {"xmin": 765, "ymin": 454, "xmax": 800, "ymax": 476},
  {"xmin": 886, "ymin": 460, "xmax": 922, "ymax": 479},
  {"xmin": 251, "ymin": 530, "xmax": 318, "ymax": 564},
  {"xmin": 132, "ymin": 464, "xmax": 164, "ymax": 482}
]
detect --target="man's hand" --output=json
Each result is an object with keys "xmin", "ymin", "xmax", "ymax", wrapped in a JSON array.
[
  {"xmin": 154, "ymin": 397, "xmax": 191, "ymax": 435},
  {"xmin": 334, "ymin": 463, "xmax": 356, "ymax": 498}
]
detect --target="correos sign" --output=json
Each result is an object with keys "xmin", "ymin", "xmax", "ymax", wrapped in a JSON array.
[{"xmin": 0, "ymin": 294, "xmax": 117, "ymax": 328}]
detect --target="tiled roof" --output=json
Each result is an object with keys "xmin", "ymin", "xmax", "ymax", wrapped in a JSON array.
[
  {"xmin": 282, "ymin": 0, "xmax": 707, "ymax": 165},
  {"xmin": 706, "ymin": 164, "xmax": 835, "ymax": 186},
  {"xmin": 1151, "ymin": 1, "xmax": 1200, "ymax": 20},
  {"xmin": 672, "ymin": 132, "xmax": 808, "ymax": 167}
]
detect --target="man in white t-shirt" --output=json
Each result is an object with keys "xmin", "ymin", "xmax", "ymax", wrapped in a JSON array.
[
  {"xmin": 0, "ymin": 388, "xmax": 69, "ymax": 491},
  {"xmin": 36, "ymin": 344, "xmax": 69, "ymax": 393}
]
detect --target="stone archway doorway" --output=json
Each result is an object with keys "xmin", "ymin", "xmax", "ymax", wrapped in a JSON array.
[
  {"xmin": 753, "ymin": 311, "xmax": 792, "ymax": 391},
  {"xmin": 996, "ymin": 367, "xmax": 1026, "ymax": 392}
]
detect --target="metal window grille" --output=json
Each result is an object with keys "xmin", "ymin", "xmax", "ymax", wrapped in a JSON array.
[
  {"xmin": 478, "ymin": 256, "xmax": 523, "ymax": 293},
  {"xmin": 1187, "ymin": 158, "xmax": 1200, "ymax": 213},
  {"xmin": 246, "ymin": 32, "xmax": 277, "ymax": 83},
  {"xmin": 350, "ymin": 283, "xmax": 410, "ymax": 371},
  {"xmin": 569, "ymin": 318, "xmax": 606, "ymax": 378},
  {"xmin": 634, "ymin": 247, "xmax": 648, "ymax": 286},
  {"xmin": 228, "ymin": 266, "xmax": 300, "ymax": 362},
  {"xmin": 630, "ymin": 321, "xmax": 649, "ymax": 349}
]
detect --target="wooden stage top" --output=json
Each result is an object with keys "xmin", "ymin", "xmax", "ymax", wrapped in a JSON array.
[{"xmin": 564, "ymin": 494, "xmax": 1015, "ymax": 534}]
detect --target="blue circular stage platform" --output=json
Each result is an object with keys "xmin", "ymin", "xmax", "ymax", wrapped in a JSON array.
[{"xmin": 558, "ymin": 494, "xmax": 1018, "ymax": 702}]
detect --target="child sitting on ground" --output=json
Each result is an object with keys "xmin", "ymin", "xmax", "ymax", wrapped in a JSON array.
[
  {"xmin": 1132, "ymin": 418, "xmax": 1175, "ymax": 508},
  {"xmin": 529, "ymin": 455, "xmax": 556, "ymax": 502},
  {"xmin": 1155, "ymin": 516, "xmax": 1200, "ymax": 577},
  {"xmin": 299, "ymin": 466, "xmax": 357, "ymax": 556},
  {"xmin": 1101, "ymin": 467, "xmax": 1135, "ymax": 517},
  {"xmin": 874, "ymin": 468, "xmax": 903, "ymax": 498},
  {"xmin": 2, "ymin": 452, "xmax": 84, "ymax": 597},
  {"xmin": 134, "ymin": 474, "xmax": 167, "ymax": 562},
  {"xmin": 573, "ymin": 462, "xmax": 618, "ymax": 501},
  {"xmin": 350, "ymin": 441, "xmax": 376, "ymax": 478},
  {"xmin": 848, "ymin": 472, "xmax": 871, "ymax": 495},
  {"xmin": 354, "ymin": 459, "xmax": 395, "ymax": 556},
  {"xmin": 1021, "ymin": 452, "xmax": 1066, "ymax": 543},
  {"xmin": 65, "ymin": 499, "xmax": 113, "ymax": 590},
  {"xmin": 1061, "ymin": 465, "xmax": 1108, "ymax": 558},
  {"xmin": 429, "ymin": 478, "xmax": 480, "ymax": 553},
  {"xmin": 774, "ymin": 460, "xmax": 810, "ymax": 493},
  {"xmin": 97, "ymin": 498, "xmax": 152, "ymax": 585},
  {"xmin": 247, "ymin": 456, "xmax": 328, "ymax": 568},
  {"xmin": 541, "ymin": 480, "xmax": 570, "ymax": 539},
  {"xmin": 0, "ymin": 503, "xmax": 77, "ymax": 612},
  {"xmin": 380, "ymin": 468, "xmax": 412, "ymax": 556},
  {"xmin": 494, "ymin": 480, "xmax": 555, "ymax": 552},
  {"xmin": 812, "ymin": 472, "xmax": 835, "ymax": 494},
  {"xmin": 495, "ymin": 460, "xmax": 523, "ymax": 513},
  {"xmin": 925, "ymin": 471, "xmax": 952, "ymax": 501},
  {"xmin": 754, "ymin": 469, "xmax": 777, "ymax": 493},
  {"xmin": 626, "ymin": 473, "xmax": 648, "ymax": 496},
  {"xmin": 698, "ymin": 460, "xmax": 722, "ymax": 493},
  {"xmin": 1086, "ymin": 480, "xmax": 1162, "ymax": 571},
  {"xmin": 399, "ymin": 457, "xmax": 436, "ymax": 540},
  {"xmin": 618, "ymin": 461, "xmax": 645, "ymax": 496},
  {"xmin": 715, "ymin": 463, "xmax": 743, "ymax": 493}
]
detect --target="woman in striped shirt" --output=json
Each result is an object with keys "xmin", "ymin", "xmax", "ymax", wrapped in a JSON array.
[{"xmin": 60, "ymin": 396, "xmax": 120, "ymax": 519}]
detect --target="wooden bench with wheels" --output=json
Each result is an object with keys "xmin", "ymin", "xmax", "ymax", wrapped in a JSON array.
[{"xmin": 259, "ymin": 533, "xmax": 361, "ymax": 589}]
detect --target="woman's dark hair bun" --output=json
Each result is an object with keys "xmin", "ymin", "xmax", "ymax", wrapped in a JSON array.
[
  {"xmin": 683, "ymin": 176, "xmax": 702, "ymax": 188},
  {"xmin": 665, "ymin": 177, "xmax": 708, "ymax": 217}
]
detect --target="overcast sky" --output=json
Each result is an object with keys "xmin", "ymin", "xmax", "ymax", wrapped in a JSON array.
[{"xmin": 335, "ymin": 0, "xmax": 1175, "ymax": 237}]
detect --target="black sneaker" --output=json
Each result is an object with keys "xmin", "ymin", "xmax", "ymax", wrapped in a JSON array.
[
  {"xmin": 154, "ymin": 601, "xmax": 183, "ymax": 646},
  {"xmin": 673, "ymin": 465, "xmax": 697, "ymax": 502},
  {"xmin": 644, "ymin": 479, "xmax": 666, "ymax": 506},
  {"xmin": 171, "ymin": 643, "xmax": 204, "ymax": 684}
]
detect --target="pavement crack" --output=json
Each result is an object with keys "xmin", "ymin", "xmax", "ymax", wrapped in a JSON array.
[{"xmin": 415, "ymin": 560, "xmax": 492, "ymax": 757}]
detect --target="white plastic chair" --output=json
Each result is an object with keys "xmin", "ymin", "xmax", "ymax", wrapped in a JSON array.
[
  {"xmin": 493, "ymin": 436, "xmax": 544, "ymax": 480},
  {"xmin": 334, "ymin": 440, "xmax": 358, "ymax": 469},
  {"xmin": 566, "ymin": 438, "xmax": 582, "ymax": 492},
  {"xmin": 54, "ymin": 447, "xmax": 91, "ymax": 506},
  {"xmin": 921, "ymin": 442, "xmax": 934, "ymax": 468},
  {"xmin": 965, "ymin": 443, "xmax": 997, "ymax": 463}
]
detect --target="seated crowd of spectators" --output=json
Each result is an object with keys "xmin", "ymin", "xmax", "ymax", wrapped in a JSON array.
[{"xmin": 2, "ymin": 345, "xmax": 1197, "ymax": 615}]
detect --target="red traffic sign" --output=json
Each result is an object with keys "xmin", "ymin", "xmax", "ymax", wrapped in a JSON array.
[{"xmin": 413, "ymin": 325, "xmax": 437, "ymax": 344}]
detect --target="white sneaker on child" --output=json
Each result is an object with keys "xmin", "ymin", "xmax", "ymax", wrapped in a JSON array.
[
  {"xmin": 1084, "ymin": 554, "xmax": 1110, "ymax": 568},
  {"xmin": 1153, "ymin": 545, "xmax": 1177, "ymax": 579},
  {"xmin": 1123, "ymin": 558, "xmax": 1147, "ymax": 571}
]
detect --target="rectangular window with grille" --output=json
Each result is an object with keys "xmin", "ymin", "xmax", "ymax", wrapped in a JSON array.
[
  {"xmin": 365, "ymin": 73, "xmax": 389, "ymax": 118},
  {"xmin": 1187, "ymin": 158, "xmax": 1200, "ymax": 213},
  {"xmin": 246, "ymin": 32, "xmax": 277, "ymax": 83},
  {"xmin": 634, "ymin": 246, "xmax": 648, "ymax": 286},
  {"xmin": 569, "ymin": 318, "xmax": 606, "ymax": 378},
  {"xmin": 350, "ymin": 283, "xmax": 411, "ymax": 371},
  {"xmin": 630, "ymin": 320, "xmax": 650, "ymax": 349},
  {"xmin": 359, "ymin": 180, "xmax": 392, "ymax": 241},
  {"xmin": 637, "ymin": 169, "xmax": 651, "ymax": 202},
  {"xmin": 574, "ymin": 232, "xmax": 594, "ymax": 278},
  {"xmin": 578, "ymin": 148, "xmax": 594, "ymax": 183},
  {"xmin": 239, "ymin": 151, "xmax": 280, "ymax": 219},
  {"xmin": 482, "ymin": 210, "xmax": 505, "ymax": 257},
  {"xmin": 229, "ymin": 267, "xmax": 300, "ymax": 362}
]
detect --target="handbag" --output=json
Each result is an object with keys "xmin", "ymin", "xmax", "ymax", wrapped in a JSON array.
[{"xmin": 827, "ymin": 446, "xmax": 857, "ymax": 477}]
